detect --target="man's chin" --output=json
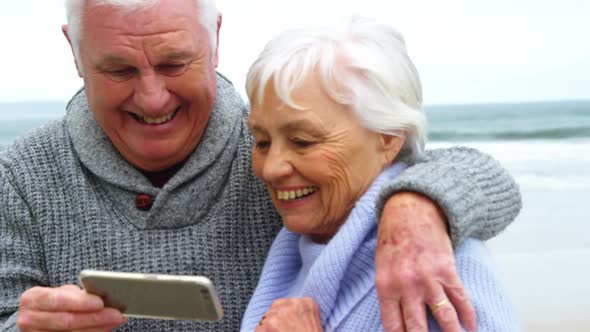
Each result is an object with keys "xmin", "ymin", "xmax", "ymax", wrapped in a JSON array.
[
  {"xmin": 112, "ymin": 137, "xmax": 194, "ymax": 171},
  {"xmin": 124, "ymin": 151, "xmax": 186, "ymax": 172}
]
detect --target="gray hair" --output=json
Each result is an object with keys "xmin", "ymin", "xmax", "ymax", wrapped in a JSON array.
[
  {"xmin": 64, "ymin": 0, "xmax": 218, "ymax": 70},
  {"xmin": 246, "ymin": 16, "xmax": 426, "ymax": 163}
]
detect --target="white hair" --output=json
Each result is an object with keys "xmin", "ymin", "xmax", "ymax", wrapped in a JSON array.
[
  {"xmin": 246, "ymin": 16, "xmax": 426, "ymax": 163},
  {"xmin": 64, "ymin": 0, "xmax": 218, "ymax": 69}
]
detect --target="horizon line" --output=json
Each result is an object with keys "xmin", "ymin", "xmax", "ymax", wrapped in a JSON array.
[{"xmin": 1, "ymin": 97, "xmax": 590, "ymax": 108}]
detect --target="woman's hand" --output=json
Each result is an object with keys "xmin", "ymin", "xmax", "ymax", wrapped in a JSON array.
[
  {"xmin": 255, "ymin": 297, "xmax": 323, "ymax": 332},
  {"xmin": 17, "ymin": 284, "xmax": 127, "ymax": 332},
  {"xmin": 376, "ymin": 192, "xmax": 477, "ymax": 332}
]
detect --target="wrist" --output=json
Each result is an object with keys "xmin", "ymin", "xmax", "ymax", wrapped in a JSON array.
[{"xmin": 382, "ymin": 191, "xmax": 449, "ymax": 235}]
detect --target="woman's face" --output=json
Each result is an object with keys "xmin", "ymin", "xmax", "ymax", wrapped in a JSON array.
[{"xmin": 249, "ymin": 76, "xmax": 396, "ymax": 242}]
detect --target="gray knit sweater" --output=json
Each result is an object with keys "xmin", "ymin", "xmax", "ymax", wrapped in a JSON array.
[{"xmin": 0, "ymin": 74, "xmax": 521, "ymax": 331}]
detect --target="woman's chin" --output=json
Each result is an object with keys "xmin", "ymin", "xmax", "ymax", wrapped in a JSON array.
[{"xmin": 282, "ymin": 218, "xmax": 313, "ymax": 235}]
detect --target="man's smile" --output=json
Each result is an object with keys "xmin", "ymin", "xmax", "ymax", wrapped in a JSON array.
[{"xmin": 128, "ymin": 107, "xmax": 180, "ymax": 125}]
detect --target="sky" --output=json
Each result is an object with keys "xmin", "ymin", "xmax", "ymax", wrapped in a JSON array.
[{"xmin": 0, "ymin": 0, "xmax": 588, "ymax": 105}]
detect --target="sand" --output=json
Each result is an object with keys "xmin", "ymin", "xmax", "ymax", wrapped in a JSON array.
[{"xmin": 487, "ymin": 187, "xmax": 590, "ymax": 331}]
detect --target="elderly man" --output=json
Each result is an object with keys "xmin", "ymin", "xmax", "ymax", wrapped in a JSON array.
[{"xmin": 0, "ymin": 0, "xmax": 521, "ymax": 331}]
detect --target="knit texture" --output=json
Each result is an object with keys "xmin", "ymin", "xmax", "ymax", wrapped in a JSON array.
[
  {"xmin": 428, "ymin": 239, "xmax": 522, "ymax": 332},
  {"xmin": 0, "ymin": 75, "xmax": 281, "ymax": 331},
  {"xmin": 376, "ymin": 148, "xmax": 522, "ymax": 247},
  {"xmin": 241, "ymin": 163, "xmax": 407, "ymax": 331},
  {"xmin": 241, "ymin": 164, "xmax": 520, "ymax": 332},
  {"xmin": 1, "ymin": 73, "xmax": 521, "ymax": 331}
]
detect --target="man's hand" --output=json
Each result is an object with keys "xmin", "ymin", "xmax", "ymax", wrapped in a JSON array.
[
  {"xmin": 376, "ymin": 192, "xmax": 477, "ymax": 332},
  {"xmin": 255, "ymin": 297, "xmax": 323, "ymax": 332},
  {"xmin": 17, "ymin": 285, "xmax": 127, "ymax": 332}
]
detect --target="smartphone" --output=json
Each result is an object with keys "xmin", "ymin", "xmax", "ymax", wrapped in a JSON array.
[{"xmin": 79, "ymin": 270, "xmax": 223, "ymax": 321}]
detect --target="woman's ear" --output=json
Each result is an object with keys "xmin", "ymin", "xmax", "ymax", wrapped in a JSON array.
[{"xmin": 379, "ymin": 133, "xmax": 405, "ymax": 165}]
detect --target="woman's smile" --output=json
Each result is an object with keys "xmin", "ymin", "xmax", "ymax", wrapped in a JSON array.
[{"xmin": 275, "ymin": 186, "xmax": 318, "ymax": 201}]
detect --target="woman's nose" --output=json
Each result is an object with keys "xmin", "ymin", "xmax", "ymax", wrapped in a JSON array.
[{"xmin": 262, "ymin": 148, "xmax": 294, "ymax": 181}]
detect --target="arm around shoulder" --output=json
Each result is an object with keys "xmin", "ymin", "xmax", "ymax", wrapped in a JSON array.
[{"xmin": 377, "ymin": 146, "xmax": 522, "ymax": 246}]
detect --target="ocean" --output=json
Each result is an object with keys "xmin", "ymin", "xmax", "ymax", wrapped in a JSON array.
[
  {"xmin": 0, "ymin": 101, "xmax": 66, "ymax": 151},
  {"xmin": 1, "ymin": 99, "xmax": 590, "ymax": 329},
  {"xmin": 427, "ymin": 100, "xmax": 590, "ymax": 141},
  {"xmin": 2, "ymin": 100, "xmax": 590, "ymax": 149}
]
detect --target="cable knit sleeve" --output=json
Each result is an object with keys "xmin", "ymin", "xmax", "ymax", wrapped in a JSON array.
[
  {"xmin": 376, "ymin": 146, "xmax": 522, "ymax": 247},
  {"xmin": 0, "ymin": 161, "xmax": 48, "ymax": 331}
]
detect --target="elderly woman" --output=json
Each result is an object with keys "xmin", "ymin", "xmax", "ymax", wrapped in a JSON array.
[{"xmin": 240, "ymin": 17, "xmax": 519, "ymax": 332}]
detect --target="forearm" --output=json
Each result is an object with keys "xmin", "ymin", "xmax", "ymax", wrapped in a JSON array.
[{"xmin": 377, "ymin": 146, "xmax": 522, "ymax": 246}]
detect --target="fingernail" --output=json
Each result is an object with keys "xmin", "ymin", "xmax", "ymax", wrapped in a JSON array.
[
  {"xmin": 89, "ymin": 297, "xmax": 103, "ymax": 309},
  {"xmin": 104, "ymin": 310, "xmax": 124, "ymax": 322},
  {"xmin": 118, "ymin": 313, "xmax": 128, "ymax": 324}
]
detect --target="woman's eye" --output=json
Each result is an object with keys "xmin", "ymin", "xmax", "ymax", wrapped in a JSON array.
[
  {"xmin": 291, "ymin": 138, "xmax": 314, "ymax": 148},
  {"xmin": 255, "ymin": 140, "xmax": 270, "ymax": 149}
]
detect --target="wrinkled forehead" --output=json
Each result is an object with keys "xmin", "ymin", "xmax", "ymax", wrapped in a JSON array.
[
  {"xmin": 80, "ymin": 0, "xmax": 202, "ymax": 36},
  {"xmin": 83, "ymin": 0, "xmax": 161, "ymax": 13},
  {"xmin": 79, "ymin": 1, "xmax": 207, "ymax": 52}
]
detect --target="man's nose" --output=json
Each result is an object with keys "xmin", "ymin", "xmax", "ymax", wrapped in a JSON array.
[
  {"xmin": 133, "ymin": 72, "xmax": 170, "ymax": 114},
  {"xmin": 262, "ymin": 147, "xmax": 294, "ymax": 182}
]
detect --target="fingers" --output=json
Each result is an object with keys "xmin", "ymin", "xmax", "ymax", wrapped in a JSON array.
[
  {"xmin": 379, "ymin": 298, "xmax": 404, "ymax": 332},
  {"xmin": 300, "ymin": 297, "xmax": 323, "ymax": 332},
  {"xmin": 256, "ymin": 297, "xmax": 322, "ymax": 332},
  {"xmin": 20, "ymin": 285, "xmax": 104, "ymax": 312},
  {"xmin": 445, "ymin": 282, "xmax": 477, "ymax": 331},
  {"xmin": 17, "ymin": 308, "xmax": 126, "ymax": 331},
  {"xmin": 428, "ymin": 294, "xmax": 461, "ymax": 332},
  {"xmin": 377, "ymin": 192, "xmax": 479, "ymax": 332},
  {"xmin": 25, "ymin": 328, "xmax": 121, "ymax": 332},
  {"xmin": 401, "ymin": 297, "xmax": 427, "ymax": 332},
  {"xmin": 17, "ymin": 285, "xmax": 127, "ymax": 332}
]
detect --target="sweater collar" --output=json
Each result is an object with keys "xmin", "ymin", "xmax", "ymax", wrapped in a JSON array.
[
  {"xmin": 66, "ymin": 73, "xmax": 243, "ymax": 192},
  {"xmin": 65, "ymin": 73, "xmax": 246, "ymax": 229},
  {"xmin": 241, "ymin": 163, "xmax": 408, "ymax": 330}
]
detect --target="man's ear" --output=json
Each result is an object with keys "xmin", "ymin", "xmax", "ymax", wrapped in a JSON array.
[
  {"xmin": 379, "ymin": 133, "xmax": 405, "ymax": 165},
  {"xmin": 212, "ymin": 12, "xmax": 222, "ymax": 68},
  {"xmin": 62, "ymin": 24, "xmax": 84, "ymax": 78}
]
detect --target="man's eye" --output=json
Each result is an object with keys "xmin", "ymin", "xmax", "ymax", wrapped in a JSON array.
[
  {"xmin": 105, "ymin": 68, "xmax": 136, "ymax": 80},
  {"xmin": 158, "ymin": 63, "xmax": 188, "ymax": 76}
]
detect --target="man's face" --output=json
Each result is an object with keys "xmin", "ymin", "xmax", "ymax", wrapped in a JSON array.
[{"xmin": 69, "ymin": 0, "xmax": 219, "ymax": 171}]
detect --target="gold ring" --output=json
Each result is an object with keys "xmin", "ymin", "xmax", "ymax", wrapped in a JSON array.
[{"xmin": 431, "ymin": 299, "xmax": 449, "ymax": 312}]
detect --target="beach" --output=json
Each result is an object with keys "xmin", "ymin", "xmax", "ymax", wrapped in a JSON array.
[
  {"xmin": 432, "ymin": 140, "xmax": 590, "ymax": 331},
  {"xmin": 2, "ymin": 100, "xmax": 590, "ymax": 330},
  {"xmin": 425, "ymin": 100, "xmax": 590, "ymax": 331}
]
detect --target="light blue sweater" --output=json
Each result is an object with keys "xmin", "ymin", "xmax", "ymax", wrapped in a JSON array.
[{"xmin": 241, "ymin": 164, "xmax": 520, "ymax": 331}]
